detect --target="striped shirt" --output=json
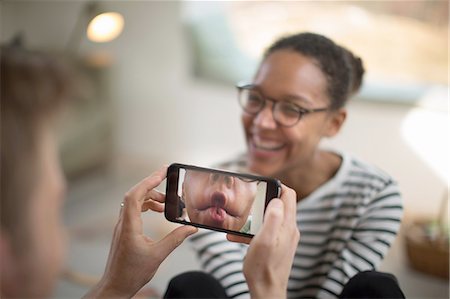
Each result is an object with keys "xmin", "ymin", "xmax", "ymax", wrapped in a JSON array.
[{"xmin": 189, "ymin": 151, "xmax": 403, "ymax": 298}]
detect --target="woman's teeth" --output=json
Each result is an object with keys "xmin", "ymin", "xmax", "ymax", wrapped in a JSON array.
[{"xmin": 253, "ymin": 137, "xmax": 285, "ymax": 151}]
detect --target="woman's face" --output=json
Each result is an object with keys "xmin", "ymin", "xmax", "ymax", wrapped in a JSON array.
[
  {"xmin": 182, "ymin": 170, "xmax": 257, "ymax": 231},
  {"xmin": 242, "ymin": 50, "xmax": 337, "ymax": 176}
]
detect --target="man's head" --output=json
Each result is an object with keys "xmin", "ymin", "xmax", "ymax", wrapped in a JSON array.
[{"xmin": 1, "ymin": 45, "xmax": 70, "ymax": 297}]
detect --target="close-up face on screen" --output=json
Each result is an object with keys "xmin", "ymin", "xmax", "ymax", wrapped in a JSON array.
[{"xmin": 176, "ymin": 168, "xmax": 268, "ymax": 234}]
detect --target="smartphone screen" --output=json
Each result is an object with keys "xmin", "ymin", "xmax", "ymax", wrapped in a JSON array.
[{"xmin": 165, "ymin": 163, "xmax": 281, "ymax": 237}]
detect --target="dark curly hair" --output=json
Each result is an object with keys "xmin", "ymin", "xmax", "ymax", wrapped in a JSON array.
[{"xmin": 264, "ymin": 32, "xmax": 365, "ymax": 110}]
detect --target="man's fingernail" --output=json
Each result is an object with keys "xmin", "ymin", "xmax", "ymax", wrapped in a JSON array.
[{"xmin": 270, "ymin": 198, "xmax": 283, "ymax": 209}]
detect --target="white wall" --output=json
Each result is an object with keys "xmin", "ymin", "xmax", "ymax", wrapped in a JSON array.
[
  {"xmin": 1, "ymin": 1, "xmax": 246, "ymax": 165},
  {"xmin": 323, "ymin": 101, "xmax": 448, "ymax": 219},
  {"xmin": 1, "ymin": 1, "xmax": 447, "ymax": 219}
]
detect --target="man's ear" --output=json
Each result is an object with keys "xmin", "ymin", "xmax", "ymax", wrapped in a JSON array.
[
  {"xmin": 324, "ymin": 108, "xmax": 347, "ymax": 137},
  {"xmin": 0, "ymin": 230, "xmax": 20, "ymax": 297}
]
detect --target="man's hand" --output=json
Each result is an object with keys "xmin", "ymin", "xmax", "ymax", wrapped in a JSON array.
[
  {"xmin": 231, "ymin": 185, "xmax": 300, "ymax": 299},
  {"xmin": 84, "ymin": 166, "xmax": 198, "ymax": 298}
]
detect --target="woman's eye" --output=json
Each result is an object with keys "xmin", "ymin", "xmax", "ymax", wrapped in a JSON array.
[
  {"xmin": 248, "ymin": 94, "xmax": 262, "ymax": 105},
  {"xmin": 279, "ymin": 103, "xmax": 300, "ymax": 116}
]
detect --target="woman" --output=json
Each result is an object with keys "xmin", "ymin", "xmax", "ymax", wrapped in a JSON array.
[{"xmin": 189, "ymin": 32, "xmax": 403, "ymax": 298}]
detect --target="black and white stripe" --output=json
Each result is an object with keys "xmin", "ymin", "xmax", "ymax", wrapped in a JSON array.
[{"xmin": 189, "ymin": 152, "xmax": 403, "ymax": 299}]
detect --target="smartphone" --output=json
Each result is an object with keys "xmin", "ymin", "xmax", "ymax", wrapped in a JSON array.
[{"xmin": 165, "ymin": 163, "xmax": 281, "ymax": 237}]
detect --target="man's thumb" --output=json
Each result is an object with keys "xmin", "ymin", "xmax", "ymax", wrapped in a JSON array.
[{"xmin": 157, "ymin": 225, "xmax": 198, "ymax": 259}]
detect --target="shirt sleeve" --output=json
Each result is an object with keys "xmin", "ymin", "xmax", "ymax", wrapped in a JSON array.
[
  {"xmin": 316, "ymin": 181, "xmax": 403, "ymax": 298},
  {"xmin": 189, "ymin": 229, "xmax": 251, "ymax": 299}
]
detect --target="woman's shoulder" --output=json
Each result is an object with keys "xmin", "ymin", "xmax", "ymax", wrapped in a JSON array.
[
  {"xmin": 326, "ymin": 151, "xmax": 402, "ymax": 208},
  {"xmin": 336, "ymin": 152, "xmax": 401, "ymax": 204},
  {"xmin": 338, "ymin": 151, "xmax": 397, "ymax": 187}
]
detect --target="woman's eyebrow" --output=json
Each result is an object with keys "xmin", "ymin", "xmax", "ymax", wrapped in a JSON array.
[
  {"xmin": 283, "ymin": 93, "xmax": 314, "ymax": 106},
  {"xmin": 252, "ymin": 85, "xmax": 314, "ymax": 106}
]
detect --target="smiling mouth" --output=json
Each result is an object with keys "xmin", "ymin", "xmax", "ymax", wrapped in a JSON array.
[{"xmin": 252, "ymin": 136, "xmax": 286, "ymax": 151}]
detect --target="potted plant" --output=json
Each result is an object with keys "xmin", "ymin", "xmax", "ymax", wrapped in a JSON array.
[{"xmin": 405, "ymin": 189, "xmax": 449, "ymax": 279}]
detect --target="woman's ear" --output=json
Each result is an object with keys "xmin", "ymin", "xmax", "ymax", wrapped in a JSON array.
[{"xmin": 324, "ymin": 108, "xmax": 347, "ymax": 137}]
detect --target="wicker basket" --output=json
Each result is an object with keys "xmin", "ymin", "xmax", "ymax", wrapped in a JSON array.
[{"xmin": 404, "ymin": 220, "xmax": 449, "ymax": 279}]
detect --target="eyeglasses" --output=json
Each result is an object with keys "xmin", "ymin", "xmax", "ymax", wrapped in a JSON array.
[{"xmin": 237, "ymin": 83, "xmax": 329, "ymax": 127}]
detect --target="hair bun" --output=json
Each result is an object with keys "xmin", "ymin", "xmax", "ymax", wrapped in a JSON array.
[{"xmin": 347, "ymin": 52, "xmax": 365, "ymax": 95}]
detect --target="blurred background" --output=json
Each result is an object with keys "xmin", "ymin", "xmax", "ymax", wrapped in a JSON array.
[{"xmin": 1, "ymin": 1, "xmax": 448, "ymax": 298}]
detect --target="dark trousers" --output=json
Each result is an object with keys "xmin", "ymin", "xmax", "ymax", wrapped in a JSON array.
[
  {"xmin": 163, "ymin": 270, "xmax": 405, "ymax": 299},
  {"xmin": 339, "ymin": 271, "xmax": 406, "ymax": 299},
  {"xmin": 164, "ymin": 271, "xmax": 229, "ymax": 298}
]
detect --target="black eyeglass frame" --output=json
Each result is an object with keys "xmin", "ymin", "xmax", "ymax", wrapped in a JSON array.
[{"xmin": 236, "ymin": 83, "xmax": 330, "ymax": 127}]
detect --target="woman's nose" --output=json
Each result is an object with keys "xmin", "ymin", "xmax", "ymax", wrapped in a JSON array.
[
  {"xmin": 210, "ymin": 173, "xmax": 234, "ymax": 188},
  {"xmin": 253, "ymin": 104, "xmax": 277, "ymax": 129}
]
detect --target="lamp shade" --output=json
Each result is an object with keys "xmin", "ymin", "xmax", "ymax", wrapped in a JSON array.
[{"xmin": 86, "ymin": 12, "xmax": 124, "ymax": 43}]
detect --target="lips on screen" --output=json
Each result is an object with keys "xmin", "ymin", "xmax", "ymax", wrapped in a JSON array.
[{"xmin": 176, "ymin": 168, "xmax": 268, "ymax": 235}]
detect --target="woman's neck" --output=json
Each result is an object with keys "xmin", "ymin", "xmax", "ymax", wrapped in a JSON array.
[{"xmin": 275, "ymin": 150, "xmax": 342, "ymax": 201}]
